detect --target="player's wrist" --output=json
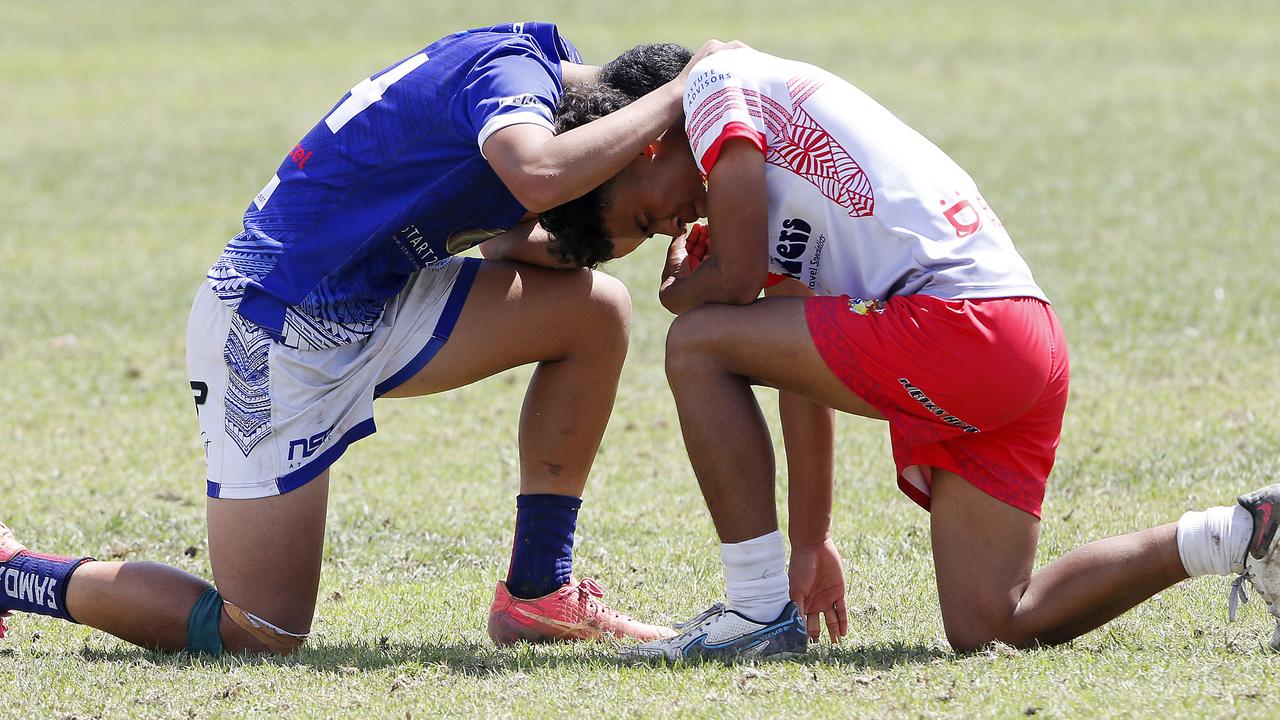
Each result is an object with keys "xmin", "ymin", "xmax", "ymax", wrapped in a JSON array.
[
  {"xmin": 661, "ymin": 78, "xmax": 686, "ymax": 114},
  {"xmin": 788, "ymin": 527, "xmax": 833, "ymax": 549}
]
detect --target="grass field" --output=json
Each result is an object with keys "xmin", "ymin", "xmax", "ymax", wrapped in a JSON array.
[{"xmin": 3, "ymin": 0, "xmax": 1280, "ymax": 717}]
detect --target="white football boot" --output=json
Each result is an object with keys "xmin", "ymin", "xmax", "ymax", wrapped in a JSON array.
[{"xmin": 619, "ymin": 601, "xmax": 807, "ymax": 663}]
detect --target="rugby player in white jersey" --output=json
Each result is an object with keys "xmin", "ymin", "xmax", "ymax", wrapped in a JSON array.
[{"xmin": 540, "ymin": 47, "xmax": 1280, "ymax": 661}]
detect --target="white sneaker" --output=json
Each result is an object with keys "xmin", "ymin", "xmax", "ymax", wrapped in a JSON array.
[
  {"xmin": 1228, "ymin": 484, "xmax": 1280, "ymax": 650},
  {"xmin": 619, "ymin": 601, "xmax": 807, "ymax": 663}
]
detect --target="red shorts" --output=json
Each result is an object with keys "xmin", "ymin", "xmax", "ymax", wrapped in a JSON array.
[{"xmin": 806, "ymin": 294, "xmax": 1069, "ymax": 518}]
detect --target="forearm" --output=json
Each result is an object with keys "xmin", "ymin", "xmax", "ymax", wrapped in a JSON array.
[
  {"xmin": 487, "ymin": 82, "xmax": 684, "ymax": 213},
  {"xmin": 782, "ymin": 391, "xmax": 836, "ymax": 547},
  {"xmin": 658, "ymin": 140, "xmax": 769, "ymax": 314},
  {"xmin": 478, "ymin": 220, "xmax": 573, "ymax": 269},
  {"xmin": 660, "ymin": 255, "xmax": 765, "ymax": 314},
  {"xmin": 537, "ymin": 82, "xmax": 682, "ymax": 196}
]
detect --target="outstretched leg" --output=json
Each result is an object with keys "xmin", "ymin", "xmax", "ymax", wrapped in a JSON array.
[
  {"xmin": 2, "ymin": 470, "xmax": 328, "ymax": 654},
  {"xmin": 931, "ymin": 472, "xmax": 1280, "ymax": 651},
  {"xmin": 929, "ymin": 468, "xmax": 1188, "ymax": 651}
]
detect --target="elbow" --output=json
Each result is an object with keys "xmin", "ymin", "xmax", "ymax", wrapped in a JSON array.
[
  {"xmin": 513, "ymin": 188, "xmax": 556, "ymax": 214},
  {"xmin": 518, "ymin": 190, "xmax": 558, "ymax": 215},
  {"xmin": 720, "ymin": 265, "xmax": 768, "ymax": 305},
  {"xmin": 725, "ymin": 286, "xmax": 763, "ymax": 306},
  {"xmin": 506, "ymin": 170, "xmax": 561, "ymax": 214}
]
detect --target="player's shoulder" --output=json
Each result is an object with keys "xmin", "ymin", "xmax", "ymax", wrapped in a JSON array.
[
  {"xmin": 685, "ymin": 48, "xmax": 795, "ymax": 104},
  {"xmin": 690, "ymin": 46, "xmax": 798, "ymax": 80},
  {"xmin": 447, "ymin": 22, "xmax": 576, "ymax": 65}
]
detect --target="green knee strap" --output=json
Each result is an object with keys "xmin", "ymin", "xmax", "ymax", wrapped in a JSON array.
[{"xmin": 186, "ymin": 587, "xmax": 224, "ymax": 655}]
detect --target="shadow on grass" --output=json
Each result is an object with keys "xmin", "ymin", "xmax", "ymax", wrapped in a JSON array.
[{"xmin": 75, "ymin": 637, "xmax": 950, "ymax": 674}]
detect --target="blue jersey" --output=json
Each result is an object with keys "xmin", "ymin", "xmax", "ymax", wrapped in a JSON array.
[{"xmin": 207, "ymin": 22, "xmax": 582, "ymax": 350}]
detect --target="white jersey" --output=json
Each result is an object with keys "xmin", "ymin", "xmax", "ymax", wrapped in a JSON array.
[{"xmin": 684, "ymin": 48, "xmax": 1046, "ymax": 303}]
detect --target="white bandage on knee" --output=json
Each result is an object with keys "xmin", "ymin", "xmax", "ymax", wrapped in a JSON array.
[
  {"xmin": 222, "ymin": 600, "xmax": 309, "ymax": 655},
  {"xmin": 1177, "ymin": 505, "xmax": 1252, "ymax": 577},
  {"xmin": 722, "ymin": 530, "xmax": 790, "ymax": 623}
]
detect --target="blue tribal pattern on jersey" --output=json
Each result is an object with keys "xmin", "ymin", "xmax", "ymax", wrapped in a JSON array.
[
  {"xmin": 208, "ymin": 22, "xmax": 581, "ymax": 351},
  {"xmin": 222, "ymin": 315, "xmax": 273, "ymax": 456}
]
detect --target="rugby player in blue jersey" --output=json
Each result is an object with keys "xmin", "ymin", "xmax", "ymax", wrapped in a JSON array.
[{"xmin": 0, "ymin": 24, "xmax": 735, "ymax": 654}]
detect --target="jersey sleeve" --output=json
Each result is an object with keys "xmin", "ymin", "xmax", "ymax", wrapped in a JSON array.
[
  {"xmin": 457, "ymin": 38, "xmax": 562, "ymax": 155},
  {"xmin": 683, "ymin": 49, "xmax": 772, "ymax": 176}
]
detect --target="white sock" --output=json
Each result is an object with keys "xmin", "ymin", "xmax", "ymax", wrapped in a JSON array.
[
  {"xmin": 721, "ymin": 530, "xmax": 790, "ymax": 622},
  {"xmin": 1177, "ymin": 505, "xmax": 1253, "ymax": 577}
]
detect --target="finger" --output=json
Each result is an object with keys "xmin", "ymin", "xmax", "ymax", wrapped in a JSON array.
[
  {"xmin": 836, "ymin": 598, "xmax": 849, "ymax": 638},
  {"xmin": 825, "ymin": 609, "xmax": 840, "ymax": 644},
  {"xmin": 805, "ymin": 611, "xmax": 821, "ymax": 641}
]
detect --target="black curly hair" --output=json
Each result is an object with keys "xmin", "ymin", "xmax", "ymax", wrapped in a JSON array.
[
  {"xmin": 539, "ymin": 43, "xmax": 692, "ymax": 268},
  {"xmin": 601, "ymin": 43, "xmax": 692, "ymax": 99}
]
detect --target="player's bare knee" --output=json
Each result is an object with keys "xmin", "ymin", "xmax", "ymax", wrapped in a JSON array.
[
  {"xmin": 665, "ymin": 310, "xmax": 720, "ymax": 379},
  {"xmin": 584, "ymin": 270, "xmax": 633, "ymax": 339},
  {"xmin": 943, "ymin": 616, "xmax": 1031, "ymax": 653},
  {"xmin": 560, "ymin": 270, "xmax": 630, "ymax": 360}
]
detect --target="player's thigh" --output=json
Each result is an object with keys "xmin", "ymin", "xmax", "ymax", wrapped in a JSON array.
[
  {"xmin": 929, "ymin": 468, "xmax": 1039, "ymax": 649},
  {"xmin": 665, "ymin": 297, "xmax": 883, "ymax": 419},
  {"xmin": 383, "ymin": 261, "xmax": 630, "ymax": 398},
  {"xmin": 207, "ymin": 470, "xmax": 330, "ymax": 643}
]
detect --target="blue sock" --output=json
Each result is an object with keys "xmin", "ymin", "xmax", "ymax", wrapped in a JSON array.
[
  {"xmin": 1, "ymin": 551, "xmax": 93, "ymax": 622},
  {"xmin": 505, "ymin": 494, "xmax": 581, "ymax": 600}
]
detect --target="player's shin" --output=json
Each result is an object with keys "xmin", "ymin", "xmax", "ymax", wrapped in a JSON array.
[{"xmin": 505, "ymin": 493, "xmax": 581, "ymax": 599}]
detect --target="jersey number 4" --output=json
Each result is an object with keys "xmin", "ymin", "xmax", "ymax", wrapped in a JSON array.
[{"xmin": 324, "ymin": 53, "xmax": 429, "ymax": 133}]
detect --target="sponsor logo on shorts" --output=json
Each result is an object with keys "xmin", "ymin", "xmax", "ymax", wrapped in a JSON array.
[
  {"xmin": 898, "ymin": 378, "xmax": 979, "ymax": 433},
  {"xmin": 288, "ymin": 425, "xmax": 334, "ymax": 465}
]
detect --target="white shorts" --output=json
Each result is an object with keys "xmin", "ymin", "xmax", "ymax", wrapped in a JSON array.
[{"xmin": 186, "ymin": 257, "xmax": 480, "ymax": 499}]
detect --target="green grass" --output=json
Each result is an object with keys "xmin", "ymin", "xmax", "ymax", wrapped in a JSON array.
[{"xmin": 3, "ymin": 0, "xmax": 1280, "ymax": 717}]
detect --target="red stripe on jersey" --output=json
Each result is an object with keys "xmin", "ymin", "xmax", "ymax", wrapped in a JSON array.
[
  {"xmin": 699, "ymin": 122, "xmax": 767, "ymax": 175},
  {"xmin": 764, "ymin": 272, "xmax": 787, "ymax": 288},
  {"xmin": 786, "ymin": 75, "xmax": 825, "ymax": 107},
  {"xmin": 688, "ymin": 86, "xmax": 788, "ymax": 161}
]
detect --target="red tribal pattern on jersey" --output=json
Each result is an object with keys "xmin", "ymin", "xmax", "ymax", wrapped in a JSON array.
[{"xmin": 689, "ymin": 76, "xmax": 875, "ymax": 218}]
